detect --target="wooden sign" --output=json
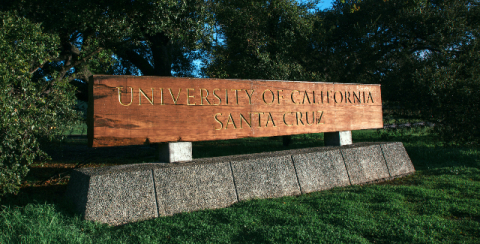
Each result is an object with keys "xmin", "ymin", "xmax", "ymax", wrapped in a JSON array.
[{"xmin": 88, "ymin": 75, "xmax": 383, "ymax": 147}]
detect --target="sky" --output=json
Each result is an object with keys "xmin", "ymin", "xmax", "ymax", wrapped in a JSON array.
[{"xmin": 316, "ymin": 0, "xmax": 334, "ymax": 10}]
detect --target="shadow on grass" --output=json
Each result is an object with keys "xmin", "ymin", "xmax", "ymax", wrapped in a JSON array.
[
  {"xmin": 354, "ymin": 128, "xmax": 480, "ymax": 171},
  {"xmin": 405, "ymin": 145, "xmax": 480, "ymax": 171},
  {"xmin": 42, "ymin": 139, "xmax": 156, "ymax": 166},
  {"xmin": 2, "ymin": 185, "xmax": 68, "ymax": 207},
  {"xmin": 193, "ymin": 134, "xmax": 325, "ymax": 158}
]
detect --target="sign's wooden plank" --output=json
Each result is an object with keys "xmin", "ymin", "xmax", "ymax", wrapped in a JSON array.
[{"xmin": 88, "ymin": 75, "xmax": 383, "ymax": 147}]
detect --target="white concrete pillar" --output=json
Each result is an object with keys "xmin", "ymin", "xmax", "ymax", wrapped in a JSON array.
[
  {"xmin": 324, "ymin": 131, "xmax": 352, "ymax": 146},
  {"xmin": 157, "ymin": 142, "xmax": 192, "ymax": 163}
]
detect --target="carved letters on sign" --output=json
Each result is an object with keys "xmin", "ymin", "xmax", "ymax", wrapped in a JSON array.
[
  {"xmin": 115, "ymin": 87, "xmax": 375, "ymax": 107},
  {"xmin": 88, "ymin": 75, "xmax": 383, "ymax": 147}
]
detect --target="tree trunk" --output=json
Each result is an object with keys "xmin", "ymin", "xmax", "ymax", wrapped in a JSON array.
[{"xmin": 149, "ymin": 33, "xmax": 172, "ymax": 77}]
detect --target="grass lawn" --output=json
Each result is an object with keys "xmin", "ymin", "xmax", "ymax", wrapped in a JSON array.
[{"xmin": 1, "ymin": 127, "xmax": 479, "ymax": 243}]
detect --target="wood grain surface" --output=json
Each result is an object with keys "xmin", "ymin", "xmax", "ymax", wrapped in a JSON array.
[{"xmin": 88, "ymin": 75, "xmax": 383, "ymax": 147}]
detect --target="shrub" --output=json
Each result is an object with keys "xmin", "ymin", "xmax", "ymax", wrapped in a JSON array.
[{"xmin": 0, "ymin": 11, "xmax": 80, "ymax": 197}]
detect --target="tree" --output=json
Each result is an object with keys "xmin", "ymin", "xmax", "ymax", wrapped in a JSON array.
[
  {"xmin": 0, "ymin": 11, "xmax": 80, "ymax": 196},
  {"xmin": 2, "ymin": 0, "xmax": 214, "ymax": 99},
  {"xmin": 311, "ymin": 0, "xmax": 480, "ymax": 145},
  {"xmin": 204, "ymin": 0, "xmax": 321, "ymax": 81}
]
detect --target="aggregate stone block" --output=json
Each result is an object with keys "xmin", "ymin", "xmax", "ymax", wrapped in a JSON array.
[
  {"xmin": 66, "ymin": 166, "xmax": 157, "ymax": 226},
  {"xmin": 380, "ymin": 142, "xmax": 415, "ymax": 176},
  {"xmin": 341, "ymin": 144, "xmax": 390, "ymax": 185},
  {"xmin": 231, "ymin": 155, "xmax": 301, "ymax": 201},
  {"xmin": 154, "ymin": 162, "xmax": 237, "ymax": 216},
  {"xmin": 292, "ymin": 149, "xmax": 350, "ymax": 194},
  {"xmin": 65, "ymin": 142, "xmax": 415, "ymax": 226}
]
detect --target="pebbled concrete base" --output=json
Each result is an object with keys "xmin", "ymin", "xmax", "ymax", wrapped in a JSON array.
[
  {"xmin": 293, "ymin": 149, "xmax": 350, "ymax": 194},
  {"xmin": 380, "ymin": 142, "xmax": 416, "ymax": 177},
  {"xmin": 66, "ymin": 142, "xmax": 415, "ymax": 226},
  {"xmin": 154, "ymin": 162, "xmax": 237, "ymax": 216},
  {"xmin": 340, "ymin": 144, "xmax": 390, "ymax": 185},
  {"xmin": 66, "ymin": 166, "xmax": 158, "ymax": 226},
  {"xmin": 231, "ymin": 155, "xmax": 301, "ymax": 201}
]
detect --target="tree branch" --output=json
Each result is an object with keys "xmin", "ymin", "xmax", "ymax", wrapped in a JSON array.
[
  {"xmin": 116, "ymin": 49, "xmax": 155, "ymax": 75},
  {"xmin": 41, "ymin": 48, "xmax": 103, "ymax": 95},
  {"xmin": 69, "ymin": 48, "xmax": 103, "ymax": 69}
]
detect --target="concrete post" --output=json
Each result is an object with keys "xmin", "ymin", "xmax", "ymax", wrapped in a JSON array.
[
  {"xmin": 157, "ymin": 142, "xmax": 192, "ymax": 163},
  {"xmin": 324, "ymin": 131, "xmax": 352, "ymax": 146}
]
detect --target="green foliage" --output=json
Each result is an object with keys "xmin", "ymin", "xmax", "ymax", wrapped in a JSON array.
[
  {"xmin": 382, "ymin": 0, "xmax": 480, "ymax": 146},
  {"xmin": 204, "ymin": 0, "xmax": 321, "ymax": 81},
  {"xmin": 0, "ymin": 11, "xmax": 80, "ymax": 197},
  {"xmin": 205, "ymin": 0, "xmax": 480, "ymax": 145},
  {"xmin": 312, "ymin": 0, "xmax": 480, "ymax": 145},
  {"xmin": 2, "ymin": 0, "xmax": 214, "ymax": 80},
  {"xmin": 411, "ymin": 48, "xmax": 480, "ymax": 145}
]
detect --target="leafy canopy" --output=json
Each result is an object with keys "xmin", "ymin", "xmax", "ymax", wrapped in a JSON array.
[
  {"xmin": 205, "ymin": 0, "xmax": 321, "ymax": 81},
  {"xmin": 0, "ymin": 11, "xmax": 80, "ymax": 196}
]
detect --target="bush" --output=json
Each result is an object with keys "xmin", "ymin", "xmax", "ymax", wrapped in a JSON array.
[
  {"xmin": 384, "ymin": 42, "xmax": 480, "ymax": 146},
  {"xmin": 420, "ymin": 53, "xmax": 480, "ymax": 146},
  {"xmin": 0, "ymin": 11, "xmax": 80, "ymax": 197}
]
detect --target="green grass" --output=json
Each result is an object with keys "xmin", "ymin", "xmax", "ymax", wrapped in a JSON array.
[
  {"xmin": 1, "ymin": 128, "xmax": 480, "ymax": 243},
  {"xmin": 61, "ymin": 122, "xmax": 88, "ymax": 136}
]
